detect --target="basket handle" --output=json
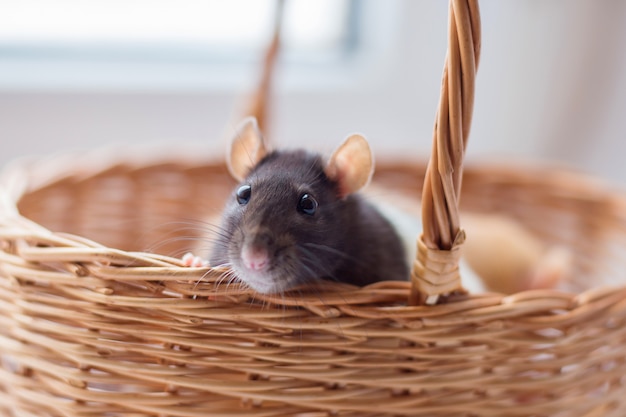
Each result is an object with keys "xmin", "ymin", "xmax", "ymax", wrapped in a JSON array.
[
  {"xmin": 410, "ymin": 0, "xmax": 481, "ymax": 306},
  {"xmin": 243, "ymin": 0, "xmax": 285, "ymax": 136}
]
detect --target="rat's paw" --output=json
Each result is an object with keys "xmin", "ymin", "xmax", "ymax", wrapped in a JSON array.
[{"xmin": 182, "ymin": 252, "xmax": 209, "ymax": 268}]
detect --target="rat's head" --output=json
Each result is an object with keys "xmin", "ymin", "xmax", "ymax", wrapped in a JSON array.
[{"xmin": 213, "ymin": 117, "xmax": 374, "ymax": 294}]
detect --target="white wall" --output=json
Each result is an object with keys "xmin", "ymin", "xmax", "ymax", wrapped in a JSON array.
[{"xmin": 1, "ymin": 1, "xmax": 626, "ymax": 187}]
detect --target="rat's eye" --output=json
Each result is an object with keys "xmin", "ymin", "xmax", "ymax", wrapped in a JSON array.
[
  {"xmin": 236, "ymin": 185, "xmax": 251, "ymax": 205},
  {"xmin": 298, "ymin": 194, "xmax": 318, "ymax": 216}
]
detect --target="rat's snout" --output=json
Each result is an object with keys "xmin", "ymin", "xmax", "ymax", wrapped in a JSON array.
[
  {"xmin": 241, "ymin": 232, "xmax": 274, "ymax": 272},
  {"xmin": 242, "ymin": 245, "xmax": 269, "ymax": 271}
]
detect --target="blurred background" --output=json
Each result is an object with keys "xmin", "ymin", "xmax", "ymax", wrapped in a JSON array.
[{"xmin": 1, "ymin": 0, "xmax": 625, "ymax": 186}]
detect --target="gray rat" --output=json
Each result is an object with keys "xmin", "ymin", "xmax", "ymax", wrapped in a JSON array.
[{"xmin": 190, "ymin": 117, "xmax": 408, "ymax": 294}]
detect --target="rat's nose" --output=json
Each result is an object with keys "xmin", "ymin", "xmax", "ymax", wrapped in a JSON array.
[{"xmin": 241, "ymin": 244, "xmax": 269, "ymax": 271}]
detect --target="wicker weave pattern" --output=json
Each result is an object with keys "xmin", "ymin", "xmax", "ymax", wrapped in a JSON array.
[{"xmin": 2, "ymin": 157, "xmax": 626, "ymax": 416}]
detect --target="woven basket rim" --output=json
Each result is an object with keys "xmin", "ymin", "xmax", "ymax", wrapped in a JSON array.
[{"xmin": 2, "ymin": 148, "xmax": 626, "ymax": 317}]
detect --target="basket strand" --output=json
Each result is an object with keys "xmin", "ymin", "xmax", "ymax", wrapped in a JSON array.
[{"xmin": 411, "ymin": 0, "xmax": 481, "ymax": 305}]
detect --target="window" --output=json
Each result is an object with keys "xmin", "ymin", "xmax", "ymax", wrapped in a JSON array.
[{"xmin": 0, "ymin": 0, "xmax": 356, "ymax": 90}]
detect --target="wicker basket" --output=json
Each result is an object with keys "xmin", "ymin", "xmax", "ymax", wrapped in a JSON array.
[{"xmin": 2, "ymin": 1, "xmax": 626, "ymax": 416}]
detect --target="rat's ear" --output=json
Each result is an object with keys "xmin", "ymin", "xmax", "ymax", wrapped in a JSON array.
[
  {"xmin": 227, "ymin": 117, "xmax": 268, "ymax": 181},
  {"xmin": 325, "ymin": 134, "xmax": 374, "ymax": 198}
]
